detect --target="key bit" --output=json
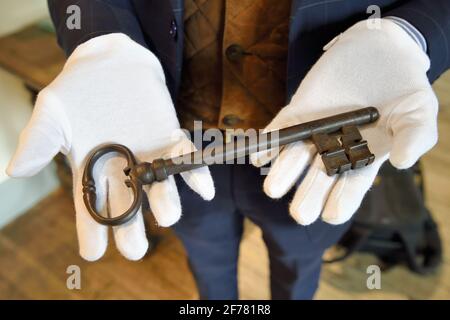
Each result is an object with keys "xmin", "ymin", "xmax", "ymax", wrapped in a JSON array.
[
  {"xmin": 341, "ymin": 126, "xmax": 375, "ymax": 169},
  {"xmin": 312, "ymin": 125, "xmax": 375, "ymax": 176},
  {"xmin": 312, "ymin": 133, "xmax": 351, "ymax": 176}
]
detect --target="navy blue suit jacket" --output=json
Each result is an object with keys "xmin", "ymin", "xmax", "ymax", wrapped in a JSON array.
[{"xmin": 48, "ymin": 0, "xmax": 450, "ymax": 101}]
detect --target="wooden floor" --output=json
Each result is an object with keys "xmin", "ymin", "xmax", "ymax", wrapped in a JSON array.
[{"xmin": 1, "ymin": 72, "xmax": 449, "ymax": 300}]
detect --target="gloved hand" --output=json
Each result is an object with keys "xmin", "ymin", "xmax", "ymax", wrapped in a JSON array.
[
  {"xmin": 7, "ymin": 34, "xmax": 215, "ymax": 261},
  {"xmin": 251, "ymin": 19, "xmax": 438, "ymax": 225}
]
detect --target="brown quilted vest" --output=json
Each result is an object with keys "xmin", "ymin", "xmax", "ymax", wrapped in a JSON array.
[{"xmin": 177, "ymin": 0, "xmax": 291, "ymax": 130}]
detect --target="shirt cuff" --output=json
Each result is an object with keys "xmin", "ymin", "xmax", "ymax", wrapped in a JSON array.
[{"xmin": 385, "ymin": 16, "xmax": 428, "ymax": 53}]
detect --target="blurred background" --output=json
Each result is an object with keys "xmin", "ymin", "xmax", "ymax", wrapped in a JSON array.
[{"xmin": 0, "ymin": 1, "xmax": 448, "ymax": 299}]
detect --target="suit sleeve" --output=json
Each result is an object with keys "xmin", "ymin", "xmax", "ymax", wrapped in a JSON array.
[
  {"xmin": 48, "ymin": 0, "xmax": 147, "ymax": 56},
  {"xmin": 385, "ymin": 0, "xmax": 450, "ymax": 82}
]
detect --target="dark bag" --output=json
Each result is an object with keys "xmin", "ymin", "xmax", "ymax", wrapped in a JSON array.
[{"xmin": 326, "ymin": 162, "xmax": 442, "ymax": 275}]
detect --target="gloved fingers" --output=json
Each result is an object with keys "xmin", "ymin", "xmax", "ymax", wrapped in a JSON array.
[
  {"xmin": 73, "ymin": 170, "xmax": 108, "ymax": 261},
  {"xmin": 263, "ymin": 141, "xmax": 315, "ymax": 199},
  {"xmin": 388, "ymin": 90, "xmax": 439, "ymax": 169},
  {"xmin": 7, "ymin": 91, "xmax": 71, "ymax": 177},
  {"xmin": 250, "ymin": 106, "xmax": 302, "ymax": 167},
  {"xmin": 106, "ymin": 158, "xmax": 148, "ymax": 260},
  {"xmin": 289, "ymin": 155, "xmax": 338, "ymax": 225},
  {"xmin": 180, "ymin": 168, "xmax": 215, "ymax": 200},
  {"xmin": 250, "ymin": 147, "xmax": 281, "ymax": 168},
  {"xmin": 322, "ymin": 157, "xmax": 385, "ymax": 225},
  {"xmin": 145, "ymin": 175, "xmax": 181, "ymax": 227},
  {"xmin": 390, "ymin": 124, "xmax": 437, "ymax": 169},
  {"xmin": 112, "ymin": 210, "xmax": 148, "ymax": 260},
  {"xmin": 169, "ymin": 136, "xmax": 215, "ymax": 201}
]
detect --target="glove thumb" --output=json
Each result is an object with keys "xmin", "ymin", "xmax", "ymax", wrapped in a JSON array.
[
  {"xmin": 6, "ymin": 91, "xmax": 71, "ymax": 177},
  {"xmin": 389, "ymin": 90, "xmax": 438, "ymax": 169}
]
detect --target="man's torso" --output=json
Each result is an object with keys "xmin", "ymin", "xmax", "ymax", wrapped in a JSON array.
[{"xmin": 177, "ymin": 0, "xmax": 291, "ymax": 130}]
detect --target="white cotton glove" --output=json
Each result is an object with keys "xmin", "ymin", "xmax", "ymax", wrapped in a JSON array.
[
  {"xmin": 251, "ymin": 19, "xmax": 438, "ymax": 226},
  {"xmin": 7, "ymin": 33, "xmax": 215, "ymax": 261}
]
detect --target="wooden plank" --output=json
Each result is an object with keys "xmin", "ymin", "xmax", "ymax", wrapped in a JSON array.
[{"xmin": 0, "ymin": 25, "xmax": 65, "ymax": 91}]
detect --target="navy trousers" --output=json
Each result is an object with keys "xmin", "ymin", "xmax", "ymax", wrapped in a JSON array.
[{"xmin": 173, "ymin": 162, "xmax": 351, "ymax": 300}]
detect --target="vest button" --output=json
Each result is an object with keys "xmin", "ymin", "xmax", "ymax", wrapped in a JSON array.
[
  {"xmin": 169, "ymin": 19, "xmax": 177, "ymax": 39},
  {"xmin": 222, "ymin": 114, "xmax": 241, "ymax": 126},
  {"xmin": 225, "ymin": 44, "xmax": 246, "ymax": 62}
]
